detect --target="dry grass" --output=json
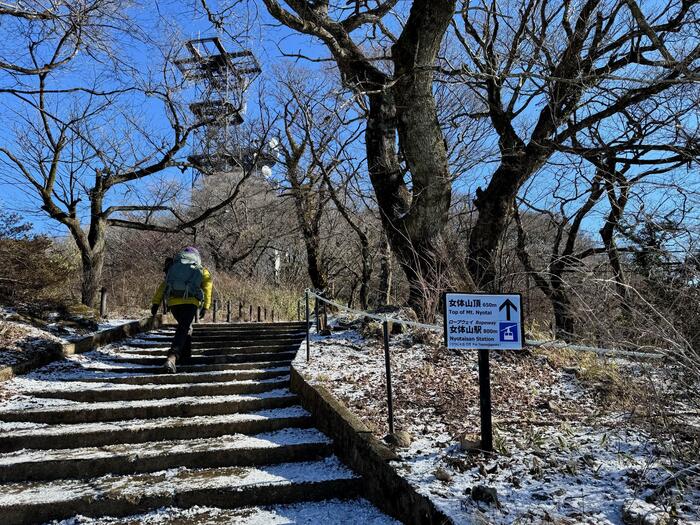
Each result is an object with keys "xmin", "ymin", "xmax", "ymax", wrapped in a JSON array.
[
  {"xmin": 213, "ymin": 274, "xmax": 303, "ymax": 321},
  {"xmin": 535, "ymin": 346, "xmax": 656, "ymax": 410}
]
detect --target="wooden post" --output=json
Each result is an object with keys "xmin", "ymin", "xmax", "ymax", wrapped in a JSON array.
[
  {"xmin": 99, "ymin": 287, "xmax": 107, "ymax": 319},
  {"xmin": 239, "ymin": 301, "xmax": 243, "ymax": 321},
  {"xmin": 383, "ymin": 320, "xmax": 395, "ymax": 435},
  {"xmin": 226, "ymin": 300, "xmax": 231, "ymax": 323},
  {"xmin": 213, "ymin": 299, "xmax": 218, "ymax": 323},
  {"xmin": 257, "ymin": 306, "xmax": 261, "ymax": 322},
  {"xmin": 249, "ymin": 304, "xmax": 253, "ymax": 323},
  {"xmin": 264, "ymin": 307, "xmax": 267, "ymax": 321},
  {"xmin": 297, "ymin": 300, "xmax": 301, "ymax": 321},
  {"xmin": 272, "ymin": 309, "xmax": 275, "ymax": 322}
]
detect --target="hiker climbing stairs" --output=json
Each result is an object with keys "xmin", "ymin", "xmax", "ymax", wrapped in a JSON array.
[{"xmin": 0, "ymin": 322, "xmax": 399, "ymax": 524}]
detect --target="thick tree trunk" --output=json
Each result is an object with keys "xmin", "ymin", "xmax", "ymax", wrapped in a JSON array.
[
  {"xmin": 304, "ymin": 238, "xmax": 327, "ymax": 294},
  {"xmin": 468, "ymin": 145, "xmax": 549, "ymax": 290},
  {"xmin": 467, "ymin": 166, "xmax": 522, "ymax": 289},
  {"xmin": 601, "ymin": 178, "xmax": 630, "ymax": 309},
  {"xmin": 79, "ymin": 190, "xmax": 108, "ymax": 308},
  {"xmin": 359, "ymin": 89, "xmax": 441, "ymax": 313},
  {"xmin": 356, "ymin": 0, "xmax": 457, "ymax": 319},
  {"xmin": 388, "ymin": 0, "xmax": 456, "ymax": 319},
  {"xmin": 551, "ymin": 289, "xmax": 576, "ymax": 342},
  {"xmin": 80, "ymin": 248, "xmax": 105, "ymax": 308},
  {"xmin": 550, "ymin": 261, "xmax": 575, "ymax": 340}
]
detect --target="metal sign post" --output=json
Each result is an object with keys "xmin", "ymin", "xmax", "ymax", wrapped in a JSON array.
[
  {"xmin": 305, "ymin": 291, "xmax": 311, "ymax": 362},
  {"xmin": 477, "ymin": 349, "xmax": 492, "ymax": 451},
  {"xmin": 382, "ymin": 320, "xmax": 395, "ymax": 435},
  {"xmin": 444, "ymin": 292, "xmax": 524, "ymax": 452}
]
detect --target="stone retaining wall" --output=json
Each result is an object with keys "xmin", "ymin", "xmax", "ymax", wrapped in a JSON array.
[
  {"xmin": 0, "ymin": 316, "xmax": 162, "ymax": 383},
  {"xmin": 290, "ymin": 365, "xmax": 452, "ymax": 525}
]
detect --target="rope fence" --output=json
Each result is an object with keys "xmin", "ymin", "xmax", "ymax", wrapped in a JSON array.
[{"xmin": 303, "ymin": 289, "xmax": 666, "ymax": 359}]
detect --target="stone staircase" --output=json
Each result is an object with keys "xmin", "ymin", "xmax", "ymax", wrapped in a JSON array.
[{"xmin": 0, "ymin": 322, "xmax": 399, "ymax": 524}]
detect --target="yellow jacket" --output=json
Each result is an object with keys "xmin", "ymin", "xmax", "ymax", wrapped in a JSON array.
[{"xmin": 151, "ymin": 268, "xmax": 213, "ymax": 309}]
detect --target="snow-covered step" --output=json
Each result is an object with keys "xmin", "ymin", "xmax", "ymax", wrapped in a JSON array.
[
  {"xmin": 194, "ymin": 345, "xmax": 300, "ymax": 356},
  {"xmin": 82, "ymin": 361, "xmax": 292, "ymax": 374},
  {"xmin": 127, "ymin": 336, "xmax": 305, "ymax": 347},
  {"xmin": 189, "ymin": 322, "xmax": 308, "ymax": 329},
  {"xmin": 107, "ymin": 351, "xmax": 297, "ymax": 366},
  {"xmin": 0, "ymin": 457, "xmax": 361, "ymax": 525},
  {"xmin": 139, "ymin": 331, "xmax": 306, "ymax": 340},
  {"xmin": 0, "ymin": 407, "xmax": 314, "ymax": 452},
  {"xmin": 186, "ymin": 327, "xmax": 307, "ymax": 335},
  {"xmin": 60, "ymin": 367, "xmax": 291, "ymax": 385},
  {"xmin": 53, "ymin": 499, "xmax": 402, "ymax": 524},
  {"xmin": 118, "ymin": 343, "xmax": 301, "ymax": 354},
  {"xmin": 0, "ymin": 322, "xmax": 398, "ymax": 525},
  {"xmin": 0, "ymin": 390, "xmax": 299, "ymax": 424},
  {"xmin": 0, "ymin": 428, "xmax": 333, "ymax": 482},
  {"xmin": 186, "ymin": 331, "xmax": 306, "ymax": 338},
  {"xmin": 25, "ymin": 376, "xmax": 290, "ymax": 402}
]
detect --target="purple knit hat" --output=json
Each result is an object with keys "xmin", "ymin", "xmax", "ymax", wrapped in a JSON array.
[{"xmin": 182, "ymin": 246, "xmax": 200, "ymax": 256}]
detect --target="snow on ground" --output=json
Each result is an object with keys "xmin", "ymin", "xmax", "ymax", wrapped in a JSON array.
[
  {"xmin": 294, "ymin": 321, "xmax": 700, "ymax": 525},
  {"xmin": 0, "ymin": 316, "xmax": 143, "ymax": 372},
  {"xmin": 96, "ymin": 319, "xmax": 139, "ymax": 331},
  {"xmin": 0, "ymin": 320, "xmax": 64, "ymax": 368},
  {"xmin": 51, "ymin": 499, "xmax": 402, "ymax": 525}
]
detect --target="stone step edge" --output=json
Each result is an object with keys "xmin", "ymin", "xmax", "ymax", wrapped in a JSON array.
[
  {"xmin": 0, "ymin": 410, "xmax": 313, "ymax": 452},
  {"xmin": 80, "ymin": 361, "xmax": 292, "ymax": 374},
  {"xmin": 107, "ymin": 351, "xmax": 296, "ymax": 364},
  {"xmin": 0, "ymin": 434, "xmax": 333, "ymax": 482},
  {"xmin": 54, "ymin": 367, "xmax": 290, "ymax": 385},
  {"xmin": 0, "ymin": 392, "xmax": 299, "ymax": 424},
  {"xmin": 0, "ymin": 471, "xmax": 360, "ymax": 525},
  {"xmin": 25, "ymin": 377, "xmax": 291, "ymax": 402}
]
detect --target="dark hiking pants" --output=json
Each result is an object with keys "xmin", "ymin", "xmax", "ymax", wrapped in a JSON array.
[{"xmin": 169, "ymin": 304, "xmax": 197, "ymax": 363}]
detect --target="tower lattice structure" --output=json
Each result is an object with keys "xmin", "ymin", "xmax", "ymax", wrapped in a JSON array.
[{"xmin": 174, "ymin": 37, "xmax": 261, "ymax": 174}]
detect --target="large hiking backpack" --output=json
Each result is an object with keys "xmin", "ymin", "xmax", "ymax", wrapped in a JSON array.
[{"xmin": 165, "ymin": 250, "xmax": 204, "ymax": 301}]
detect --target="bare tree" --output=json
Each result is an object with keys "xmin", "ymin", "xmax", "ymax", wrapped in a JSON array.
[
  {"xmin": 515, "ymin": 138, "xmax": 696, "ymax": 340},
  {"xmin": 450, "ymin": 0, "xmax": 700, "ymax": 289},
  {"xmin": 0, "ymin": 6, "xmax": 275, "ymax": 307},
  {"xmin": 258, "ymin": 0, "xmax": 459, "ymax": 318},
  {"xmin": 0, "ymin": 1, "xmax": 130, "ymax": 76},
  {"xmin": 274, "ymin": 70, "xmax": 334, "ymax": 294}
]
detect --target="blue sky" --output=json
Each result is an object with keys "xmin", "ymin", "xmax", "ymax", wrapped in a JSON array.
[
  {"xmin": 1, "ymin": 1, "xmax": 697, "ymax": 253},
  {"xmin": 0, "ymin": 1, "xmax": 327, "ymax": 236}
]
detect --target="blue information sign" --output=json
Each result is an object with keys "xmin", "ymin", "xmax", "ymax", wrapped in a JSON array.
[{"xmin": 443, "ymin": 293, "xmax": 524, "ymax": 350}]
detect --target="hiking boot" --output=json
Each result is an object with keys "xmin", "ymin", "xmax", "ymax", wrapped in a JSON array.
[{"xmin": 164, "ymin": 355, "xmax": 177, "ymax": 374}]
